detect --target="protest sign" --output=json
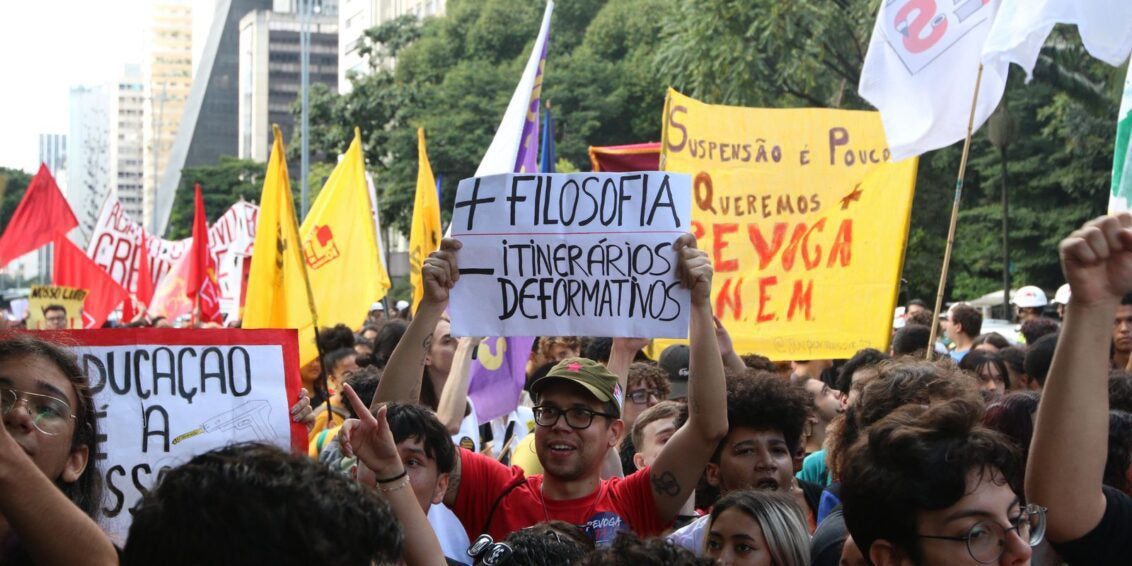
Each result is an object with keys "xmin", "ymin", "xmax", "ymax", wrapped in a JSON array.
[
  {"xmin": 660, "ymin": 89, "xmax": 918, "ymax": 360},
  {"xmin": 449, "ymin": 171, "xmax": 692, "ymax": 338},
  {"xmin": 53, "ymin": 329, "xmax": 304, "ymax": 542},
  {"xmin": 27, "ymin": 285, "xmax": 86, "ymax": 329},
  {"xmin": 86, "ymin": 196, "xmax": 258, "ymax": 315}
]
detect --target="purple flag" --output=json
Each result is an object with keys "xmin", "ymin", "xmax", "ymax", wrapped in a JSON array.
[{"xmin": 467, "ymin": 1, "xmax": 553, "ymax": 424}]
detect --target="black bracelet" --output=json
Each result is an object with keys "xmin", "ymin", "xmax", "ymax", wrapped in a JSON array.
[{"xmin": 375, "ymin": 469, "xmax": 407, "ymax": 484}]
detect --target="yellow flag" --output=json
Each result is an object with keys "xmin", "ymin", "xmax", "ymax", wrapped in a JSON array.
[
  {"xmin": 299, "ymin": 128, "xmax": 391, "ymax": 336},
  {"xmin": 244, "ymin": 125, "xmax": 319, "ymax": 366},
  {"xmin": 409, "ymin": 127, "xmax": 441, "ymax": 313}
]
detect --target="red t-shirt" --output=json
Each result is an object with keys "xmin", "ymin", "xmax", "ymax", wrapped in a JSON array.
[{"xmin": 452, "ymin": 448, "xmax": 665, "ymax": 545}]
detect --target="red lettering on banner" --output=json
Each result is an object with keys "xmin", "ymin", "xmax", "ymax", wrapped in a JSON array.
[
  {"xmin": 828, "ymin": 219, "xmax": 853, "ymax": 267},
  {"xmin": 692, "ymin": 220, "xmax": 705, "ymax": 242},
  {"xmin": 757, "ymin": 276, "xmax": 776, "ymax": 322},
  {"xmin": 712, "ymin": 223, "xmax": 739, "ymax": 272},
  {"xmin": 715, "ymin": 277, "xmax": 743, "ymax": 321},
  {"xmin": 801, "ymin": 218, "xmax": 827, "ymax": 271},
  {"xmin": 748, "ymin": 223, "xmax": 787, "ymax": 270},
  {"xmin": 787, "ymin": 279, "xmax": 813, "ymax": 321}
]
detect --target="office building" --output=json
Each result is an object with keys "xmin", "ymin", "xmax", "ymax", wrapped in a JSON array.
[
  {"xmin": 337, "ymin": 0, "xmax": 444, "ymax": 93},
  {"xmin": 67, "ymin": 85, "xmax": 111, "ymax": 241},
  {"xmin": 144, "ymin": 0, "xmax": 194, "ymax": 233},
  {"xmin": 238, "ymin": 9, "xmax": 338, "ymax": 162},
  {"xmin": 112, "ymin": 65, "xmax": 147, "ymax": 220}
]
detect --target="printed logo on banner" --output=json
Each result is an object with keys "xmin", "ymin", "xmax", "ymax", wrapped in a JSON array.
[
  {"xmin": 303, "ymin": 225, "xmax": 341, "ymax": 269},
  {"xmin": 881, "ymin": 0, "xmax": 993, "ymax": 74}
]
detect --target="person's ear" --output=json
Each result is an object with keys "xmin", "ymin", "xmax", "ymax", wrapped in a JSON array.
[
  {"xmin": 431, "ymin": 473, "xmax": 450, "ymax": 505},
  {"xmin": 868, "ymin": 539, "xmax": 911, "ymax": 566},
  {"xmin": 633, "ymin": 452, "xmax": 646, "ymax": 470},
  {"xmin": 61, "ymin": 444, "xmax": 90, "ymax": 484},
  {"xmin": 609, "ymin": 420, "xmax": 624, "ymax": 448},
  {"xmin": 704, "ymin": 461, "xmax": 721, "ymax": 487}
]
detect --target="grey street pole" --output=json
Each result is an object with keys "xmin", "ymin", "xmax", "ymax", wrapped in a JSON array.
[
  {"xmin": 300, "ymin": 0, "xmax": 311, "ymax": 219},
  {"xmin": 988, "ymin": 99, "xmax": 1016, "ymax": 319}
]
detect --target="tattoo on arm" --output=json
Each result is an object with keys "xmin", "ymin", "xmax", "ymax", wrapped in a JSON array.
[{"xmin": 651, "ymin": 470, "xmax": 681, "ymax": 497}]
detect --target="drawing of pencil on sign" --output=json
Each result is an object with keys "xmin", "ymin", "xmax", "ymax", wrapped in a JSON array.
[{"xmin": 172, "ymin": 399, "xmax": 276, "ymax": 445}]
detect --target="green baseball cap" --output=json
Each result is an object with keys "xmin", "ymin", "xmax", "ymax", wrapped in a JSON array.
[{"xmin": 530, "ymin": 357, "xmax": 623, "ymax": 418}]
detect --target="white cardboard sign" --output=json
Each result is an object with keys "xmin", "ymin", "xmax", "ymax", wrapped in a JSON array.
[{"xmin": 449, "ymin": 172, "xmax": 692, "ymax": 338}]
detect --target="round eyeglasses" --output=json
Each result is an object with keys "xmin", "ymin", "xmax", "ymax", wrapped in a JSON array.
[
  {"xmin": 1, "ymin": 387, "xmax": 76, "ymax": 436},
  {"xmin": 917, "ymin": 504, "xmax": 1047, "ymax": 564}
]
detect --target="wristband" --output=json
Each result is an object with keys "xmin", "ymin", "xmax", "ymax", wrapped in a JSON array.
[
  {"xmin": 378, "ymin": 475, "xmax": 410, "ymax": 494},
  {"xmin": 375, "ymin": 469, "xmax": 407, "ymax": 484}
]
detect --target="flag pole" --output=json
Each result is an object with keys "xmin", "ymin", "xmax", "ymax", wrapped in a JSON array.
[{"xmin": 926, "ymin": 64, "xmax": 986, "ymax": 360}]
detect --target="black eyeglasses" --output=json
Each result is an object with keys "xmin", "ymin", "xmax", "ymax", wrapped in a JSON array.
[
  {"xmin": 532, "ymin": 405, "xmax": 616, "ymax": 430},
  {"xmin": 917, "ymin": 504, "xmax": 1047, "ymax": 564},
  {"xmin": 626, "ymin": 389, "xmax": 661, "ymax": 405}
]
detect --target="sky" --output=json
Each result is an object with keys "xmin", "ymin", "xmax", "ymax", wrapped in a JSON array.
[{"xmin": 0, "ymin": 0, "xmax": 149, "ymax": 172}]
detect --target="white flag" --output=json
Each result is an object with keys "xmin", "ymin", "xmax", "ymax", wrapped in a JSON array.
[
  {"xmin": 982, "ymin": 0, "xmax": 1132, "ymax": 81},
  {"xmin": 859, "ymin": 0, "xmax": 1008, "ymax": 161}
]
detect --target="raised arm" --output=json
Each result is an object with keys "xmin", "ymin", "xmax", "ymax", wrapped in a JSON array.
[
  {"xmin": 436, "ymin": 336, "xmax": 482, "ymax": 435},
  {"xmin": 372, "ymin": 239, "xmax": 461, "ymax": 408},
  {"xmin": 1027, "ymin": 213, "xmax": 1132, "ymax": 542},
  {"xmin": 714, "ymin": 315, "xmax": 748, "ymax": 374},
  {"xmin": 0, "ymin": 425, "xmax": 118, "ymax": 565},
  {"xmin": 340, "ymin": 385, "xmax": 447, "ymax": 566},
  {"xmin": 608, "ymin": 337, "xmax": 649, "ymax": 390},
  {"xmin": 648, "ymin": 234, "xmax": 728, "ymax": 523}
]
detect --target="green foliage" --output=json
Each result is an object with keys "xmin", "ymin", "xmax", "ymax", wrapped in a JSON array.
[
  {"xmin": 0, "ymin": 167, "xmax": 34, "ymax": 231},
  {"xmin": 305, "ymin": 0, "xmax": 1122, "ymax": 307},
  {"xmin": 167, "ymin": 157, "xmax": 268, "ymax": 239}
]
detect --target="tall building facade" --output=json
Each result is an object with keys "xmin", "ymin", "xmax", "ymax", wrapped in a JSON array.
[
  {"xmin": 111, "ymin": 65, "xmax": 147, "ymax": 221},
  {"xmin": 238, "ymin": 10, "xmax": 338, "ymax": 162},
  {"xmin": 337, "ymin": 0, "xmax": 444, "ymax": 94},
  {"xmin": 144, "ymin": 0, "xmax": 194, "ymax": 233},
  {"xmin": 67, "ymin": 86, "xmax": 112, "ymax": 241},
  {"xmin": 154, "ymin": 0, "xmax": 273, "ymax": 235},
  {"xmin": 37, "ymin": 134, "xmax": 67, "ymax": 178}
]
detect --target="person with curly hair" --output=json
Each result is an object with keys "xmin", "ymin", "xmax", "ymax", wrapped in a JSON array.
[{"xmin": 669, "ymin": 373, "xmax": 817, "ymax": 555}]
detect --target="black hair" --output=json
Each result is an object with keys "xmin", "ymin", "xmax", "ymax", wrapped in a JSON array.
[
  {"xmin": 317, "ymin": 323, "xmax": 355, "ymax": 353},
  {"xmin": 1106, "ymin": 410, "xmax": 1132, "ymax": 494},
  {"xmin": 0, "ymin": 333, "xmax": 101, "ymax": 517},
  {"xmin": 385, "ymin": 402, "xmax": 457, "ymax": 474},
  {"xmin": 958, "ymin": 349, "xmax": 1010, "ymax": 390},
  {"xmin": 841, "ymin": 399, "xmax": 1021, "ymax": 564},
  {"xmin": 42, "ymin": 304, "xmax": 66, "ymax": 315},
  {"xmin": 836, "ymin": 348, "xmax": 890, "ymax": 395},
  {"xmin": 525, "ymin": 361, "xmax": 557, "ymax": 392},
  {"xmin": 971, "ymin": 333, "xmax": 1011, "ymax": 351},
  {"xmin": 577, "ymin": 533, "xmax": 715, "ymax": 566},
  {"xmin": 342, "ymin": 368, "xmax": 381, "ymax": 419},
  {"xmin": 499, "ymin": 521, "xmax": 594, "ymax": 566},
  {"xmin": 716, "ymin": 373, "xmax": 810, "ymax": 461},
  {"xmin": 122, "ymin": 443, "xmax": 402, "ymax": 565},
  {"xmin": 891, "ymin": 325, "xmax": 931, "ymax": 356},
  {"xmin": 1110, "ymin": 372, "xmax": 1132, "ymax": 413},
  {"xmin": 983, "ymin": 391, "xmax": 1040, "ymax": 491},
  {"xmin": 323, "ymin": 347, "xmax": 357, "ymax": 374},
  {"xmin": 1020, "ymin": 318, "xmax": 1059, "ymax": 346},
  {"xmin": 1024, "ymin": 333, "xmax": 1059, "ymax": 387},
  {"xmin": 1123, "ymin": 293, "xmax": 1132, "ymax": 306},
  {"xmin": 907, "ymin": 298, "xmax": 928, "ymax": 309},
  {"xmin": 372, "ymin": 319, "xmax": 407, "ymax": 369},
  {"xmin": 999, "ymin": 346, "xmax": 1026, "ymax": 374},
  {"xmin": 582, "ymin": 338, "xmax": 613, "ymax": 364}
]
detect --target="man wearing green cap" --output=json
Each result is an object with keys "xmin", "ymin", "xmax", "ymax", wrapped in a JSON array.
[{"xmin": 369, "ymin": 234, "xmax": 728, "ymax": 546}]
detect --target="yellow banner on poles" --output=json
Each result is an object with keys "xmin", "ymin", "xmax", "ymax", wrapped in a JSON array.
[{"xmin": 660, "ymin": 89, "xmax": 917, "ymax": 361}]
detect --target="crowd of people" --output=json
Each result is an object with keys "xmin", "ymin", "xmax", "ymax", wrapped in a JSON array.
[{"xmin": 4, "ymin": 213, "xmax": 1132, "ymax": 565}]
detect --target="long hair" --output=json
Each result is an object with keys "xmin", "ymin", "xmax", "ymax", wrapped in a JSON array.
[
  {"xmin": 708, "ymin": 490, "xmax": 811, "ymax": 566},
  {"xmin": 0, "ymin": 333, "xmax": 102, "ymax": 517}
]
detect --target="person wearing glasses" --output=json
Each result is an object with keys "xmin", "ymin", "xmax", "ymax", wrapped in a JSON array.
[
  {"xmin": 1027, "ymin": 213, "xmax": 1132, "ymax": 564},
  {"xmin": 0, "ymin": 333, "xmax": 116, "ymax": 564},
  {"xmin": 41, "ymin": 304, "xmax": 68, "ymax": 330},
  {"xmin": 371, "ymin": 234, "xmax": 727, "ymax": 546},
  {"xmin": 840, "ymin": 398, "xmax": 1045, "ymax": 565}
]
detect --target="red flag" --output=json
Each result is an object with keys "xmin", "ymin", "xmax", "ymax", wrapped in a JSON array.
[
  {"xmin": 53, "ymin": 237, "xmax": 128, "ymax": 328},
  {"xmin": 587, "ymin": 142, "xmax": 661, "ymax": 172},
  {"xmin": 0, "ymin": 164, "xmax": 78, "ymax": 268},
  {"xmin": 187, "ymin": 184, "xmax": 222, "ymax": 323},
  {"xmin": 136, "ymin": 230, "xmax": 155, "ymax": 307}
]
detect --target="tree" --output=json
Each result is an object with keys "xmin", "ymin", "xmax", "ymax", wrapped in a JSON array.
[
  {"xmin": 0, "ymin": 167, "xmax": 34, "ymax": 231},
  {"xmin": 167, "ymin": 157, "xmax": 268, "ymax": 239}
]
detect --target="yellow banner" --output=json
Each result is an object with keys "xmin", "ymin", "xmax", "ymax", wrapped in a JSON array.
[
  {"xmin": 28, "ymin": 285, "xmax": 87, "ymax": 329},
  {"xmin": 660, "ymin": 89, "xmax": 917, "ymax": 361}
]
